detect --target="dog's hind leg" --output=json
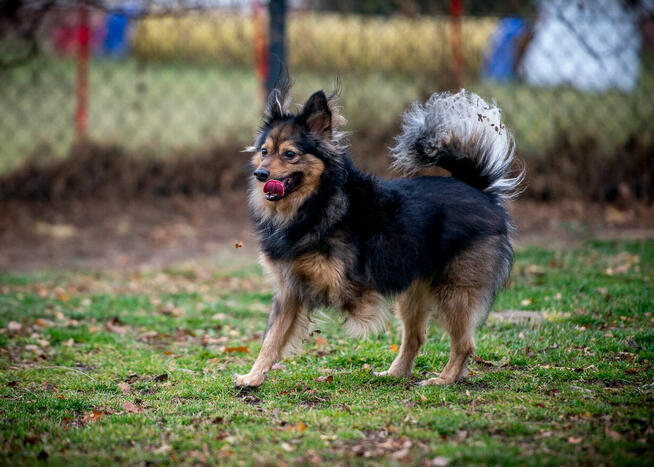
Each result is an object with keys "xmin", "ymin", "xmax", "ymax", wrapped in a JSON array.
[
  {"xmin": 377, "ymin": 281, "xmax": 431, "ymax": 378},
  {"xmin": 418, "ymin": 286, "xmax": 485, "ymax": 386},
  {"xmin": 235, "ymin": 292, "xmax": 308, "ymax": 388}
]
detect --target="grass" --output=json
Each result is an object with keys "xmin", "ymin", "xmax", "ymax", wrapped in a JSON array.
[{"xmin": 1, "ymin": 239, "xmax": 653, "ymax": 465}]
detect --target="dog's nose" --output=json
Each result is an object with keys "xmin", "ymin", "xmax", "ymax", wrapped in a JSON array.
[{"xmin": 253, "ymin": 168, "xmax": 270, "ymax": 182}]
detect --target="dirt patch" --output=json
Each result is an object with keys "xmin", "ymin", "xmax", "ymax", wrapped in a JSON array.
[
  {"xmin": 0, "ymin": 194, "xmax": 256, "ymax": 272},
  {"xmin": 1, "ymin": 196, "xmax": 652, "ymax": 273}
]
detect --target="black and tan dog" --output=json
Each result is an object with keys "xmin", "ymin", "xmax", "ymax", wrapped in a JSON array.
[{"xmin": 236, "ymin": 86, "xmax": 523, "ymax": 388}]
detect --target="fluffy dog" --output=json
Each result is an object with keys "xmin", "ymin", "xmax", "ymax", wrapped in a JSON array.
[{"xmin": 236, "ymin": 86, "xmax": 523, "ymax": 387}]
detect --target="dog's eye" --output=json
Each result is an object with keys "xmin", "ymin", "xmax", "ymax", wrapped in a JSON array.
[
  {"xmin": 261, "ymin": 147, "xmax": 268, "ymax": 156},
  {"xmin": 284, "ymin": 151, "xmax": 297, "ymax": 160}
]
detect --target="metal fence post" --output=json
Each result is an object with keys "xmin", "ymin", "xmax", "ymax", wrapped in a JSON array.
[
  {"xmin": 450, "ymin": 0, "xmax": 463, "ymax": 90},
  {"xmin": 266, "ymin": 0, "xmax": 286, "ymax": 94},
  {"xmin": 75, "ymin": 1, "xmax": 90, "ymax": 141}
]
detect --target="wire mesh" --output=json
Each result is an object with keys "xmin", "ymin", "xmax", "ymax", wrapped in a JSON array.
[{"xmin": 0, "ymin": 0, "xmax": 652, "ymax": 180}]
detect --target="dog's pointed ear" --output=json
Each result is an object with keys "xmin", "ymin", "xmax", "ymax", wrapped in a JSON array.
[
  {"xmin": 264, "ymin": 88, "xmax": 290, "ymax": 121},
  {"xmin": 299, "ymin": 90, "xmax": 332, "ymax": 138}
]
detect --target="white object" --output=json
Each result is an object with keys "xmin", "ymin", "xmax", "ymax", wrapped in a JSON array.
[{"xmin": 520, "ymin": 0, "xmax": 641, "ymax": 92}]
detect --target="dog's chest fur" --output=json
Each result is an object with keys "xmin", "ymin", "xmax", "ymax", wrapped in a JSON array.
[{"xmin": 263, "ymin": 243, "xmax": 357, "ymax": 308}]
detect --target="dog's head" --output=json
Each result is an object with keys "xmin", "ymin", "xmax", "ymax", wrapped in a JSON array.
[{"xmin": 247, "ymin": 88, "xmax": 347, "ymax": 220}]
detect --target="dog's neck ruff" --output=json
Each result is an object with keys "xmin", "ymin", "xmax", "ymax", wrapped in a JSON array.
[{"xmin": 252, "ymin": 160, "xmax": 349, "ymax": 261}]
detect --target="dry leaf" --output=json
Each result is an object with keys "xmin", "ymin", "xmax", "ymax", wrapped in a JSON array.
[
  {"xmin": 234, "ymin": 242, "xmax": 243, "ymax": 249},
  {"xmin": 34, "ymin": 318, "xmax": 53, "ymax": 328},
  {"xmin": 63, "ymin": 338, "xmax": 74, "ymax": 347},
  {"xmin": 315, "ymin": 336, "xmax": 328, "ymax": 346},
  {"xmin": 390, "ymin": 344, "xmax": 398, "ymax": 353},
  {"xmin": 605, "ymin": 426, "xmax": 621, "ymax": 441},
  {"xmin": 82, "ymin": 410, "xmax": 104, "ymax": 423},
  {"xmin": 285, "ymin": 421, "xmax": 307, "ymax": 432},
  {"xmin": 123, "ymin": 401, "xmax": 144, "ymax": 413},
  {"xmin": 8, "ymin": 321, "xmax": 22, "ymax": 333},
  {"xmin": 430, "ymin": 456, "xmax": 449, "ymax": 466},
  {"xmin": 281, "ymin": 442, "xmax": 294, "ymax": 452},
  {"xmin": 225, "ymin": 346, "xmax": 249, "ymax": 353},
  {"xmin": 218, "ymin": 444, "xmax": 233, "ymax": 457},
  {"xmin": 118, "ymin": 382, "xmax": 131, "ymax": 394},
  {"xmin": 315, "ymin": 375, "xmax": 333, "ymax": 383},
  {"xmin": 567, "ymin": 436, "xmax": 583, "ymax": 444},
  {"xmin": 56, "ymin": 292, "xmax": 71, "ymax": 302}
]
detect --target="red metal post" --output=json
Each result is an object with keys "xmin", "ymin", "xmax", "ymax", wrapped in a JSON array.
[
  {"xmin": 450, "ymin": 0, "xmax": 463, "ymax": 90},
  {"xmin": 252, "ymin": 0, "xmax": 268, "ymax": 106},
  {"xmin": 75, "ymin": 2, "xmax": 90, "ymax": 141}
]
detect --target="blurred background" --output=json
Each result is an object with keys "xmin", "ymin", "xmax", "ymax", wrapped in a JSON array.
[{"xmin": 0, "ymin": 0, "xmax": 653, "ymax": 271}]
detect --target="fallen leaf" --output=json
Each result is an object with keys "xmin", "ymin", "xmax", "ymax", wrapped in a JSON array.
[
  {"xmin": 235, "ymin": 242, "xmax": 243, "ymax": 249},
  {"xmin": 82, "ymin": 410, "xmax": 104, "ymax": 423},
  {"xmin": 605, "ymin": 426, "xmax": 621, "ymax": 441},
  {"xmin": 391, "ymin": 447, "xmax": 411, "ymax": 462},
  {"xmin": 315, "ymin": 375, "xmax": 333, "ymax": 383},
  {"xmin": 390, "ymin": 344, "xmax": 398, "ymax": 353},
  {"xmin": 271, "ymin": 362, "xmax": 286, "ymax": 371},
  {"xmin": 34, "ymin": 318, "xmax": 53, "ymax": 328},
  {"xmin": 285, "ymin": 421, "xmax": 307, "ymax": 432},
  {"xmin": 315, "ymin": 336, "xmax": 328, "ymax": 346},
  {"xmin": 567, "ymin": 436, "xmax": 583, "ymax": 444},
  {"xmin": 420, "ymin": 394, "xmax": 427, "ymax": 402},
  {"xmin": 430, "ymin": 456, "xmax": 449, "ymax": 466},
  {"xmin": 123, "ymin": 401, "xmax": 144, "ymax": 413},
  {"xmin": 520, "ymin": 298, "xmax": 534, "ymax": 306},
  {"xmin": 281, "ymin": 442, "xmax": 294, "ymax": 452},
  {"xmin": 218, "ymin": 444, "xmax": 233, "ymax": 457},
  {"xmin": 118, "ymin": 382, "xmax": 131, "ymax": 394},
  {"xmin": 225, "ymin": 346, "xmax": 249, "ymax": 353},
  {"xmin": 63, "ymin": 338, "xmax": 74, "ymax": 347},
  {"xmin": 8, "ymin": 321, "xmax": 22, "ymax": 333},
  {"xmin": 105, "ymin": 317, "xmax": 131, "ymax": 335},
  {"xmin": 154, "ymin": 373, "xmax": 169, "ymax": 382},
  {"xmin": 56, "ymin": 291, "xmax": 71, "ymax": 302}
]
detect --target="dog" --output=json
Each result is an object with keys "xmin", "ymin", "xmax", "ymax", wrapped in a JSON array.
[{"xmin": 235, "ymin": 86, "xmax": 523, "ymax": 388}]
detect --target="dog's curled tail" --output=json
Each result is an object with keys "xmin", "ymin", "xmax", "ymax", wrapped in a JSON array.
[{"xmin": 390, "ymin": 90, "xmax": 524, "ymax": 200}]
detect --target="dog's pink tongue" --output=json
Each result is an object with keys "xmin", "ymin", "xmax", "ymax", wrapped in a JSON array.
[{"xmin": 263, "ymin": 179, "xmax": 285, "ymax": 197}]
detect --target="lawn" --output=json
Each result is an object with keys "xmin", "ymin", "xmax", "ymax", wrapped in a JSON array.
[{"xmin": 1, "ymin": 239, "xmax": 653, "ymax": 465}]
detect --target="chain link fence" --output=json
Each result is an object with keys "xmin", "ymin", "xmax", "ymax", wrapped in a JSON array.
[{"xmin": 1, "ymin": 0, "xmax": 653, "ymax": 200}]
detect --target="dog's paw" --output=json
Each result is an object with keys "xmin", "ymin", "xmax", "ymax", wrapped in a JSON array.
[
  {"xmin": 417, "ymin": 376, "xmax": 455, "ymax": 386},
  {"xmin": 234, "ymin": 372, "xmax": 266, "ymax": 388}
]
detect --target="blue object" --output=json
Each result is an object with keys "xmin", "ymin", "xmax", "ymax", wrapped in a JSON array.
[
  {"xmin": 102, "ymin": 8, "xmax": 140, "ymax": 57},
  {"xmin": 481, "ymin": 18, "xmax": 527, "ymax": 82}
]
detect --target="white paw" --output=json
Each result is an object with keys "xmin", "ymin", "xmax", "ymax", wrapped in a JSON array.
[
  {"xmin": 417, "ymin": 376, "xmax": 455, "ymax": 386},
  {"xmin": 234, "ymin": 372, "xmax": 266, "ymax": 388}
]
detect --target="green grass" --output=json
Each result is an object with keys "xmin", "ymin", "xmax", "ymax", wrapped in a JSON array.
[
  {"xmin": 1, "ymin": 239, "xmax": 653, "ymax": 465},
  {"xmin": 1, "ymin": 54, "xmax": 653, "ymax": 173}
]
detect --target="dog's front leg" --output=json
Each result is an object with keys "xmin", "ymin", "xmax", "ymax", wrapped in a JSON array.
[{"xmin": 235, "ymin": 292, "xmax": 306, "ymax": 388}]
